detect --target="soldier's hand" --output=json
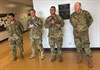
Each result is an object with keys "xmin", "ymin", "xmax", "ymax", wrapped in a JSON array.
[
  {"xmin": 28, "ymin": 24, "xmax": 35, "ymax": 29},
  {"xmin": 50, "ymin": 19, "xmax": 56, "ymax": 24}
]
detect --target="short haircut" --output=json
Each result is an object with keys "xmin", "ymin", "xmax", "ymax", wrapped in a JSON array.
[
  {"xmin": 8, "ymin": 13, "xmax": 15, "ymax": 17},
  {"xmin": 28, "ymin": 9, "xmax": 36, "ymax": 16},
  {"xmin": 29, "ymin": 9, "xmax": 36, "ymax": 13},
  {"xmin": 78, "ymin": 2, "xmax": 81, "ymax": 6},
  {"xmin": 76, "ymin": 2, "xmax": 81, "ymax": 6},
  {"xmin": 50, "ymin": 6, "xmax": 56, "ymax": 10}
]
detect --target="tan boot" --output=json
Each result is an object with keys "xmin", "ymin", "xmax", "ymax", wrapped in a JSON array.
[
  {"xmin": 51, "ymin": 55, "xmax": 56, "ymax": 62},
  {"xmin": 12, "ymin": 52, "xmax": 17, "ymax": 61},
  {"xmin": 29, "ymin": 54, "xmax": 36, "ymax": 59},
  {"xmin": 40, "ymin": 51, "xmax": 45, "ymax": 60},
  {"xmin": 76, "ymin": 53, "xmax": 83, "ymax": 63},
  {"xmin": 13, "ymin": 56, "xmax": 17, "ymax": 61},
  {"xmin": 87, "ymin": 56, "xmax": 93, "ymax": 68},
  {"xmin": 58, "ymin": 55, "xmax": 62, "ymax": 62},
  {"xmin": 20, "ymin": 52, "xmax": 24, "ymax": 59}
]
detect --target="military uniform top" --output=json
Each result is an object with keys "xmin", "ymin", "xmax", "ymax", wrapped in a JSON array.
[
  {"xmin": 6, "ymin": 20, "xmax": 24, "ymax": 38},
  {"xmin": 27, "ymin": 16, "xmax": 43, "ymax": 37},
  {"xmin": 70, "ymin": 9, "xmax": 93, "ymax": 32},
  {"xmin": 44, "ymin": 14, "xmax": 64, "ymax": 37}
]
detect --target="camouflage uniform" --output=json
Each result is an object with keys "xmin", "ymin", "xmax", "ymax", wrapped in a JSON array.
[
  {"xmin": 70, "ymin": 9, "xmax": 93, "ymax": 67},
  {"xmin": 44, "ymin": 14, "xmax": 64, "ymax": 62},
  {"xmin": 6, "ymin": 20, "xmax": 24, "ymax": 60},
  {"xmin": 27, "ymin": 17, "xmax": 44, "ymax": 59}
]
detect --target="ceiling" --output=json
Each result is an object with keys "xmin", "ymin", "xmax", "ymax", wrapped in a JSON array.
[
  {"xmin": 7, "ymin": 0, "xmax": 33, "ymax": 7},
  {"xmin": 0, "ymin": 0, "xmax": 33, "ymax": 13},
  {"xmin": 0, "ymin": 0, "xmax": 33, "ymax": 7}
]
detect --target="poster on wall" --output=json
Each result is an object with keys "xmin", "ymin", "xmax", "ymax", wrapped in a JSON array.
[{"xmin": 58, "ymin": 4, "xmax": 70, "ymax": 19}]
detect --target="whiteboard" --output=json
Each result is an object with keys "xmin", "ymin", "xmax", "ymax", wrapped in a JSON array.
[{"xmin": 33, "ymin": 0, "xmax": 100, "ymax": 48}]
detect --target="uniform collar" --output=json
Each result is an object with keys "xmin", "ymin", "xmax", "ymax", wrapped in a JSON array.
[
  {"xmin": 50, "ymin": 14, "xmax": 57, "ymax": 17},
  {"xmin": 75, "ymin": 9, "xmax": 83, "ymax": 14},
  {"xmin": 31, "ymin": 16, "xmax": 37, "ymax": 20},
  {"xmin": 10, "ymin": 20, "xmax": 16, "ymax": 24}
]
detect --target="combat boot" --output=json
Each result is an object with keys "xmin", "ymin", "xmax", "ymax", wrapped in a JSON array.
[
  {"xmin": 29, "ymin": 54, "xmax": 36, "ymax": 59},
  {"xmin": 58, "ymin": 55, "xmax": 62, "ymax": 62},
  {"xmin": 13, "ymin": 56, "xmax": 17, "ymax": 61},
  {"xmin": 87, "ymin": 56, "xmax": 93, "ymax": 68},
  {"xmin": 76, "ymin": 53, "xmax": 83, "ymax": 63},
  {"xmin": 12, "ymin": 52, "xmax": 17, "ymax": 61},
  {"xmin": 40, "ymin": 51, "xmax": 45, "ymax": 60},
  {"xmin": 51, "ymin": 55, "xmax": 56, "ymax": 62},
  {"xmin": 19, "ymin": 52, "xmax": 24, "ymax": 59}
]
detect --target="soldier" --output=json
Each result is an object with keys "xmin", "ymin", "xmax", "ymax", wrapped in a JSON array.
[
  {"xmin": 70, "ymin": 2, "xmax": 93, "ymax": 68},
  {"xmin": 6, "ymin": 13, "xmax": 24, "ymax": 61},
  {"xmin": 27, "ymin": 9, "xmax": 45, "ymax": 60},
  {"xmin": 44, "ymin": 6, "xmax": 64, "ymax": 62}
]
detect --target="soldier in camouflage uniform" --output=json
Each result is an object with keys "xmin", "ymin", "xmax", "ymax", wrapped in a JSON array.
[
  {"xmin": 6, "ymin": 13, "xmax": 24, "ymax": 61},
  {"xmin": 27, "ymin": 9, "xmax": 44, "ymax": 60},
  {"xmin": 70, "ymin": 2, "xmax": 93, "ymax": 68},
  {"xmin": 44, "ymin": 6, "xmax": 64, "ymax": 62}
]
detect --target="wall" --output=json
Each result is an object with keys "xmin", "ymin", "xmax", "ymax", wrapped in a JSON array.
[{"xmin": 33, "ymin": 0, "xmax": 100, "ymax": 48}]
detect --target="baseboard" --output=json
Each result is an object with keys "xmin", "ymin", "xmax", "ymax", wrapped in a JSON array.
[
  {"xmin": 0, "ymin": 38, "xmax": 8, "ymax": 42},
  {"xmin": 44, "ymin": 47, "xmax": 100, "ymax": 51}
]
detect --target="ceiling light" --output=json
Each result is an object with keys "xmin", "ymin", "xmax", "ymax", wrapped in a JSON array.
[{"xmin": 7, "ymin": 4, "xmax": 16, "ymax": 8}]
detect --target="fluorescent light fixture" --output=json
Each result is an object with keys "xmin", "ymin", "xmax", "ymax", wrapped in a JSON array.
[{"xmin": 7, "ymin": 4, "xmax": 16, "ymax": 8}]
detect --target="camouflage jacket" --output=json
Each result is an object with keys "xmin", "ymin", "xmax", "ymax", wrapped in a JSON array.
[
  {"xmin": 6, "ymin": 20, "xmax": 24, "ymax": 40},
  {"xmin": 70, "ymin": 9, "xmax": 93, "ymax": 32},
  {"xmin": 44, "ymin": 14, "xmax": 64, "ymax": 37},
  {"xmin": 27, "ymin": 16, "xmax": 43, "ymax": 38}
]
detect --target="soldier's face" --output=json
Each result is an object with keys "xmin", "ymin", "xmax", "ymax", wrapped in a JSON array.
[
  {"xmin": 30, "ymin": 10, "xmax": 35, "ymax": 17},
  {"xmin": 50, "ymin": 8, "xmax": 56, "ymax": 15},
  {"xmin": 74, "ymin": 3, "xmax": 81, "ymax": 12},
  {"xmin": 8, "ymin": 16, "xmax": 15, "ymax": 21}
]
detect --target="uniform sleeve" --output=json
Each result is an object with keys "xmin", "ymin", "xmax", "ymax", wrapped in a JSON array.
[
  {"xmin": 18, "ymin": 21, "xmax": 24, "ymax": 33},
  {"xmin": 85, "ymin": 11, "xmax": 93, "ymax": 27},
  {"xmin": 44, "ymin": 17, "xmax": 52, "ymax": 28},
  {"xmin": 70, "ymin": 14, "xmax": 74, "ymax": 26},
  {"xmin": 27, "ymin": 19, "xmax": 30, "ymax": 29},
  {"xmin": 5, "ymin": 25, "xmax": 9, "ymax": 32},
  {"xmin": 38, "ymin": 18, "xmax": 43, "ymax": 28},
  {"xmin": 55, "ymin": 15, "xmax": 64, "ymax": 28}
]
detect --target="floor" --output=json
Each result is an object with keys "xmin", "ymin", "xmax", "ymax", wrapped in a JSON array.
[{"xmin": 0, "ymin": 31, "xmax": 100, "ymax": 70}]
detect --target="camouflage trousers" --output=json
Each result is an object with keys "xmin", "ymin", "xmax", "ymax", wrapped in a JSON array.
[
  {"xmin": 30, "ymin": 37, "xmax": 44, "ymax": 55},
  {"xmin": 8, "ymin": 37, "xmax": 24, "ymax": 56},
  {"xmin": 49, "ymin": 37, "xmax": 63, "ymax": 57},
  {"xmin": 73, "ymin": 30, "xmax": 92, "ymax": 57}
]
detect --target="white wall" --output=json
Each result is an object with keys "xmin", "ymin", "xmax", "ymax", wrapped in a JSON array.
[{"xmin": 33, "ymin": 0, "xmax": 100, "ymax": 48}]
